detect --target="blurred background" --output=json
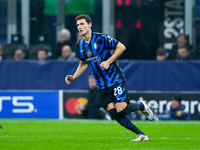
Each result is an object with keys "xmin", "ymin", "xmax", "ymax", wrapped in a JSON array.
[
  {"xmin": 0, "ymin": 0, "xmax": 199, "ymax": 60},
  {"xmin": 0, "ymin": 0, "xmax": 200, "ymax": 120}
]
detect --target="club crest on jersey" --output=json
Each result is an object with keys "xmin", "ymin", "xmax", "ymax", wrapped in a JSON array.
[
  {"xmin": 93, "ymin": 43, "xmax": 97, "ymax": 49},
  {"xmin": 88, "ymin": 50, "xmax": 92, "ymax": 56}
]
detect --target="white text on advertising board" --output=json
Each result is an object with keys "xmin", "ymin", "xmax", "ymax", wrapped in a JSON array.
[{"xmin": 0, "ymin": 96, "xmax": 34, "ymax": 113}]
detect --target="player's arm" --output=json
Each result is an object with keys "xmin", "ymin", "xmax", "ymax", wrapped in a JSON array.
[
  {"xmin": 65, "ymin": 60, "xmax": 88, "ymax": 85},
  {"xmin": 100, "ymin": 42, "xmax": 126, "ymax": 70}
]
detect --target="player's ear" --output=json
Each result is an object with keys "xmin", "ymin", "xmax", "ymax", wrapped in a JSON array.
[{"xmin": 89, "ymin": 23, "xmax": 92, "ymax": 28}]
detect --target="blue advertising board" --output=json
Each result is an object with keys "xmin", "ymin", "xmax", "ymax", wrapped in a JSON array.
[
  {"xmin": 1, "ymin": 60, "xmax": 200, "ymax": 91},
  {"xmin": 0, "ymin": 91, "xmax": 59, "ymax": 118}
]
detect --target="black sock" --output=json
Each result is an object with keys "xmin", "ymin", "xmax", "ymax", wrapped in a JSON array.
[
  {"xmin": 109, "ymin": 108, "xmax": 144, "ymax": 135},
  {"xmin": 119, "ymin": 103, "xmax": 144, "ymax": 116}
]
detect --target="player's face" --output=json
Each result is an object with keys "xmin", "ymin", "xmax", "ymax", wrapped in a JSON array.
[{"xmin": 76, "ymin": 19, "xmax": 92, "ymax": 36}]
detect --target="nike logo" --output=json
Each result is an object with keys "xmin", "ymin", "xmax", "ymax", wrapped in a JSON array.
[
  {"xmin": 117, "ymin": 97, "xmax": 122, "ymax": 101},
  {"xmin": 80, "ymin": 49, "xmax": 85, "ymax": 52}
]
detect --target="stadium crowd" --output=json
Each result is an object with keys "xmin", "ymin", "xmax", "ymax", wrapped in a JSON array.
[
  {"xmin": 0, "ymin": 29, "xmax": 80, "ymax": 61},
  {"xmin": 0, "ymin": 28, "xmax": 199, "ymax": 62}
]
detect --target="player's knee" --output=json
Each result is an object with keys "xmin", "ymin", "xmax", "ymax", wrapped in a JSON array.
[
  {"xmin": 115, "ymin": 102, "xmax": 127, "ymax": 113},
  {"xmin": 106, "ymin": 102, "xmax": 115, "ymax": 111}
]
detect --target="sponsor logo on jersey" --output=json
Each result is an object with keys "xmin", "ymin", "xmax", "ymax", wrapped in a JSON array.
[{"xmin": 86, "ymin": 55, "xmax": 101, "ymax": 62}]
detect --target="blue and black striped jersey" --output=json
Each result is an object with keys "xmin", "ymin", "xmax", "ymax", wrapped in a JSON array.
[{"xmin": 77, "ymin": 32, "xmax": 126, "ymax": 90}]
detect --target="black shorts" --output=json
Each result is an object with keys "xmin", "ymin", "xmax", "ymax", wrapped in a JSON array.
[{"xmin": 98, "ymin": 82, "xmax": 130, "ymax": 108}]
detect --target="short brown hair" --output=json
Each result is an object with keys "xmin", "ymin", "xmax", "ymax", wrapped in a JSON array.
[
  {"xmin": 156, "ymin": 47, "xmax": 167, "ymax": 56},
  {"xmin": 75, "ymin": 14, "xmax": 92, "ymax": 24}
]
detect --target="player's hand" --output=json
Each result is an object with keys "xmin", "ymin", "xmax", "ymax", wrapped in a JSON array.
[
  {"xmin": 100, "ymin": 61, "xmax": 110, "ymax": 70},
  {"xmin": 65, "ymin": 75, "xmax": 75, "ymax": 85}
]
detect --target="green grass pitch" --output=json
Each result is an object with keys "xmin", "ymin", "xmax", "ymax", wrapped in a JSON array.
[{"xmin": 0, "ymin": 119, "xmax": 200, "ymax": 150}]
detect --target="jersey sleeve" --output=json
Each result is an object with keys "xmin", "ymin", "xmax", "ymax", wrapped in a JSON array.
[{"xmin": 102, "ymin": 34, "xmax": 119, "ymax": 49}]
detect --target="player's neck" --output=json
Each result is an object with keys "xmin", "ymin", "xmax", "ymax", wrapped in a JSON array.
[{"xmin": 83, "ymin": 30, "xmax": 92, "ymax": 43}]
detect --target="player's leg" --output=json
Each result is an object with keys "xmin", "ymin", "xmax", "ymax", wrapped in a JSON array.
[
  {"xmin": 99, "ymin": 87, "xmax": 145, "ymax": 134},
  {"xmin": 114, "ymin": 82, "xmax": 153, "ymax": 121},
  {"xmin": 115, "ymin": 102, "xmax": 143, "ymax": 114},
  {"xmin": 107, "ymin": 103, "xmax": 145, "ymax": 135},
  {"xmin": 111, "ymin": 103, "xmax": 150, "ymax": 141},
  {"xmin": 116, "ymin": 101, "xmax": 154, "ymax": 121},
  {"xmin": 98, "ymin": 86, "xmax": 147, "ymax": 138},
  {"xmin": 112, "ymin": 82, "xmax": 153, "ymax": 141}
]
